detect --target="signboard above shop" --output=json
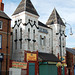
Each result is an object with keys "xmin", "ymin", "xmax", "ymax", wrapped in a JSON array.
[
  {"xmin": 59, "ymin": 56, "xmax": 66, "ymax": 63},
  {"xmin": 24, "ymin": 51, "xmax": 38, "ymax": 62},
  {"xmin": 27, "ymin": 53, "xmax": 37, "ymax": 61},
  {"xmin": 12, "ymin": 61, "xmax": 27, "ymax": 69}
]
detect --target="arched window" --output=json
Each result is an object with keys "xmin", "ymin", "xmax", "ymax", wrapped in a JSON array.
[
  {"xmin": 33, "ymin": 30, "xmax": 35, "ymax": 40},
  {"xmin": 43, "ymin": 36, "xmax": 46, "ymax": 46},
  {"xmin": 40, "ymin": 35, "xmax": 42, "ymax": 45},
  {"xmin": 15, "ymin": 29, "xmax": 17, "ymax": 49},
  {"xmin": 49, "ymin": 38, "xmax": 50, "ymax": 47},
  {"xmin": 20, "ymin": 28, "xmax": 22, "ymax": 49},
  {"xmin": 20, "ymin": 28, "xmax": 22, "ymax": 39},
  {"xmin": 28, "ymin": 28, "xmax": 30, "ymax": 49},
  {"xmin": 33, "ymin": 30, "xmax": 35, "ymax": 50}
]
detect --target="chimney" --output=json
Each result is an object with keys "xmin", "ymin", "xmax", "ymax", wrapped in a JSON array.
[{"xmin": 0, "ymin": 0, "xmax": 4, "ymax": 11}]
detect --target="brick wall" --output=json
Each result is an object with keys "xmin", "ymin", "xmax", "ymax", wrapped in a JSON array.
[
  {"xmin": 0, "ymin": 17, "xmax": 11, "ymax": 72},
  {"xmin": 66, "ymin": 51, "xmax": 74, "ymax": 75}
]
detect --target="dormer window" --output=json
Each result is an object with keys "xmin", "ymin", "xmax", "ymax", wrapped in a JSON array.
[{"xmin": 0, "ymin": 21, "xmax": 2, "ymax": 29}]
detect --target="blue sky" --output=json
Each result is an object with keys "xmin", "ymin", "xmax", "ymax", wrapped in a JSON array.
[{"xmin": 3, "ymin": 0, "xmax": 75, "ymax": 48}]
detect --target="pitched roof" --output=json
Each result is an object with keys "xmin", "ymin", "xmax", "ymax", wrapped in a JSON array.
[
  {"xmin": 12, "ymin": 0, "xmax": 39, "ymax": 16},
  {"xmin": 38, "ymin": 52, "xmax": 61, "ymax": 62},
  {"xmin": 0, "ymin": 11, "xmax": 11, "ymax": 20},
  {"xmin": 66, "ymin": 48, "xmax": 75, "ymax": 55},
  {"xmin": 46, "ymin": 8, "xmax": 65, "ymax": 26},
  {"xmin": 38, "ymin": 21, "xmax": 50, "ymax": 28}
]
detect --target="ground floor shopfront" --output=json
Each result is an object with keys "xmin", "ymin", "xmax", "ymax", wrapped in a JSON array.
[{"xmin": 10, "ymin": 51, "xmax": 63, "ymax": 75}]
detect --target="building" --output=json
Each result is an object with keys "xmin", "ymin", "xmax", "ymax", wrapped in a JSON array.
[
  {"xmin": 66, "ymin": 48, "xmax": 75, "ymax": 75},
  {"xmin": 0, "ymin": 0, "xmax": 11, "ymax": 74},
  {"xmin": 11, "ymin": 0, "xmax": 66, "ymax": 61},
  {"xmin": 10, "ymin": 0, "xmax": 66, "ymax": 75}
]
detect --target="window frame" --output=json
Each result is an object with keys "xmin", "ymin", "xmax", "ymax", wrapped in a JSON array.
[
  {"xmin": 0, "ymin": 35, "xmax": 2, "ymax": 49},
  {"xmin": 0, "ymin": 21, "xmax": 3, "ymax": 29}
]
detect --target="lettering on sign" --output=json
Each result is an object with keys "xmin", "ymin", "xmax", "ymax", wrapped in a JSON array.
[
  {"xmin": 12, "ymin": 61, "xmax": 27, "ymax": 69},
  {"xmin": 27, "ymin": 53, "xmax": 37, "ymax": 61},
  {"xmin": 39, "ymin": 27, "xmax": 48, "ymax": 34}
]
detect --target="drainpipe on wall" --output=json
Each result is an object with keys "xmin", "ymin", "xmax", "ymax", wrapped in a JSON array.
[{"xmin": 6, "ymin": 20, "xmax": 9, "ymax": 75}]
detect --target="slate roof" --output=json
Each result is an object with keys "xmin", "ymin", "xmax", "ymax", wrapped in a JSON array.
[
  {"xmin": 38, "ymin": 52, "xmax": 61, "ymax": 62},
  {"xmin": 46, "ymin": 8, "xmax": 65, "ymax": 26},
  {"xmin": 66, "ymin": 48, "xmax": 75, "ymax": 55},
  {"xmin": 12, "ymin": 0, "xmax": 39, "ymax": 16},
  {"xmin": 38, "ymin": 21, "xmax": 50, "ymax": 28},
  {"xmin": 0, "ymin": 11, "xmax": 11, "ymax": 20}
]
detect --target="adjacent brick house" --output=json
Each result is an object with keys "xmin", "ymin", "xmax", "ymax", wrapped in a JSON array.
[
  {"xmin": 0, "ymin": 0, "xmax": 11, "ymax": 74},
  {"xmin": 66, "ymin": 48, "xmax": 75, "ymax": 75}
]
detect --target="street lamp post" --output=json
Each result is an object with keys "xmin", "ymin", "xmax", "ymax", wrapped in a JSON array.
[{"xmin": 56, "ymin": 18, "xmax": 73, "ymax": 75}]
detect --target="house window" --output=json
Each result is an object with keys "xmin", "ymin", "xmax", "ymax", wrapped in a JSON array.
[
  {"xmin": 28, "ymin": 28, "xmax": 30, "ymax": 49},
  {"xmin": 20, "ymin": 28, "xmax": 22, "ymax": 49},
  {"xmin": 33, "ymin": 30, "xmax": 35, "ymax": 50},
  {"xmin": 0, "ymin": 35, "xmax": 2, "ymax": 49},
  {"xmin": 0, "ymin": 21, "xmax": 2, "ymax": 29}
]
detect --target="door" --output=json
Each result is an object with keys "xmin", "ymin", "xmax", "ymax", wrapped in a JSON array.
[
  {"xmin": 29, "ymin": 63, "xmax": 35, "ymax": 75},
  {"xmin": 0, "ymin": 62, "xmax": 1, "ymax": 75},
  {"xmin": 39, "ymin": 64, "xmax": 57, "ymax": 75},
  {"xmin": 62, "ymin": 67, "xmax": 65, "ymax": 75}
]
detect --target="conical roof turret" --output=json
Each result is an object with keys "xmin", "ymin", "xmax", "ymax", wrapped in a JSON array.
[
  {"xmin": 46, "ymin": 8, "xmax": 65, "ymax": 26},
  {"xmin": 12, "ymin": 0, "xmax": 39, "ymax": 16}
]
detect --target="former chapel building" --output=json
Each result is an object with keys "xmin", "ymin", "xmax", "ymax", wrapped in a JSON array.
[{"xmin": 11, "ymin": 0, "xmax": 66, "ymax": 62}]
